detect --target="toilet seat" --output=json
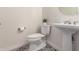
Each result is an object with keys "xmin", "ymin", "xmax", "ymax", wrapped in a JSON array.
[
  {"xmin": 27, "ymin": 33, "xmax": 45, "ymax": 39},
  {"xmin": 27, "ymin": 33, "xmax": 45, "ymax": 42}
]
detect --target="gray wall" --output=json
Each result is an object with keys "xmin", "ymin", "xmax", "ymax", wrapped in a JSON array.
[{"xmin": 0, "ymin": 7, "xmax": 42, "ymax": 50}]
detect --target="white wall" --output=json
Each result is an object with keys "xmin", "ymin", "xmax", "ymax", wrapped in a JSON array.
[{"xmin": 0, "ymin": 7, "xmax": 42, "ymax": 50}]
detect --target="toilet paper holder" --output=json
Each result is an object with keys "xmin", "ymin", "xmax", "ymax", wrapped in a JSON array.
[{"xmin": 18, "ymin": 26, "xmax": 26, "ymax": 32}]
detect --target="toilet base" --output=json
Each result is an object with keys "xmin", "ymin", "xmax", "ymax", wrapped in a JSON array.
[{"xmin": 29, "ymin": 39, "xmax": 46, "ymax": 51}]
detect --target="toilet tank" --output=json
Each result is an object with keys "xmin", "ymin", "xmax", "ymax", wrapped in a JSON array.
[{"xmin": 41, "ymin": 24, "xmax": 51, "ymax": 35}]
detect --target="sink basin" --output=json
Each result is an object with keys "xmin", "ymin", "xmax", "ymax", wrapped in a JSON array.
[
  {"xmin": 53, "ymin": 23, "xmax": 79, "ymax": 31},
  {"xmin": 52, "ymin": 23, "xmax": 79, "ymax": 51}
]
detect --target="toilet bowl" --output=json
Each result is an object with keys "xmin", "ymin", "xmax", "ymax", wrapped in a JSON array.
[
  {"xmin": 27, "ymin": 24, "xmax": 51, "ymax": 51},
  {"xmin": 27, "ymin": 33, "xmax": 46, "ymax": 51}
]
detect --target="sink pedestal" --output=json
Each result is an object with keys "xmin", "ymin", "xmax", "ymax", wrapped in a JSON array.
[
  {"xmin": 62, "ymin": 29, "xmax": 73, "ymax": 51},
  {"xmin": 53, "ymin": 23, "xmax": 79, "ymax": 51}
]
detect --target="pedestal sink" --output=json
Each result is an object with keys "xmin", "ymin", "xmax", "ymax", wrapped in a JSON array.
[{"xmin": 53, "ymin": 23, "xmax": 79, "ymax": 51}]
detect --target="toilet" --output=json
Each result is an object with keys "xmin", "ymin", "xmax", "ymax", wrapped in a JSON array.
[{"xmin": 27, "ymin": 24, "xmax": 51, "ymax": 51}]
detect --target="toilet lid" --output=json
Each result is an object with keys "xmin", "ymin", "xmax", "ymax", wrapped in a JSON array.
[{"xmin": 27, "ymin": 33, "xmax": 45, "ymax": 39}]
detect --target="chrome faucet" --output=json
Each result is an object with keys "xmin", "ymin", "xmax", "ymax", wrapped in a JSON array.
[
  {"xmin": 64, "ymin": 21, "xmax": 72, "ymax": 24},
  {"xmin": 73, "ymin": 21, "xmax": 79, "ymax": 25}
]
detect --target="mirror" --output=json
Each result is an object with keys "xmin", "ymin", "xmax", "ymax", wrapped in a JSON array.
[{"xmin": 59, "ymin": 7, "xmax": 79, "ymax": 15}]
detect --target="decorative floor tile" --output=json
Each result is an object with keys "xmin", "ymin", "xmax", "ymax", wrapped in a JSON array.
[{"xmin": 14, "ymin": 43, "xmax": 56, "ymax": 51}]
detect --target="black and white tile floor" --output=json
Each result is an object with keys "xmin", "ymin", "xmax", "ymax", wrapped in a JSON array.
[
  {"xmin": 39, "ymin": 44, "xmax": 56, "ymax": 51},
  {"xmin": 14, "ymin": 44, "xmax": 55, "ymax": 51},
  {"xmin": 13, "ymin": 42, "xmax": 75, "ymax": 51}
]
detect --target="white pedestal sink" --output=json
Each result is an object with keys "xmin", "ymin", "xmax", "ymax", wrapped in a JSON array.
[{"xmin": 53, "ymin": 23, "xmax": 79, "ymax": 51}]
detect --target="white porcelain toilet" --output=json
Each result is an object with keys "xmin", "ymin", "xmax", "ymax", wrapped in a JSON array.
[{"xmin": 27, "ymin": 24, "xmax": 50, "ymax": 51}]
